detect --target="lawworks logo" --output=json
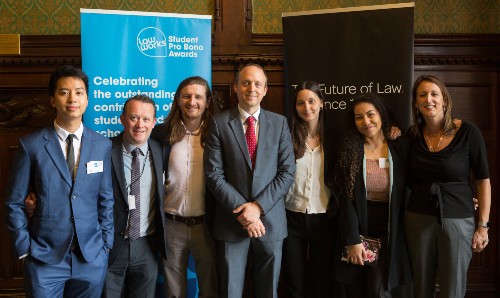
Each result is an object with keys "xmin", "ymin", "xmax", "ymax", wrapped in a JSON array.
[{"xmin": 137, "ymin": 27, "xmax": 167, "ymax": 57}]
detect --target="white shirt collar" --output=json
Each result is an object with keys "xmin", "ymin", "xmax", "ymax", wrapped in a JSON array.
[
  {"xmin": 238, "ymin": 105, "xmax": 260, "ymax": 123},
  {"xmin": 54, "ymin": 120, "xmax": 84, "ymax": 141}
]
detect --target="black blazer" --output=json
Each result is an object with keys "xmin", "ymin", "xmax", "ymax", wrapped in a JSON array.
[
  {"xmin": 336, "ymin": 138, "xmax": 412, "ymax": 291},
  {"xmin": 108, "ymin": 133, "xmax": 167, "ymax": 265}
]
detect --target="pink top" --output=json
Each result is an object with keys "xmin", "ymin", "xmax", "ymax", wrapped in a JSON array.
[{"xmin": 366, "ymin": 159, "xmax": 389, "ymax": 202}]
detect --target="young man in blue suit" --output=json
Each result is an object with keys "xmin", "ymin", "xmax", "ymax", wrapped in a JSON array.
[
  {"xmin": 204, "ymin": 64, "xmax": 296, "ymax": 297},
  {"xmin": 4, "ymin": 65, "xmax": 114, "ymax": 297}
]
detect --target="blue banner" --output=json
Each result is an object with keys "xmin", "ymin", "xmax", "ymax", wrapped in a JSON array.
[
  {"xmin": 81, "ymin": 9, "xmax": 212, "ymax": 136},
  {"xmin": 81, "ymin": 9, "xmax": 211, "ymax": 297}
]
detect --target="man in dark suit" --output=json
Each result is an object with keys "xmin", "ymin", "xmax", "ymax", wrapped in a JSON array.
[
  {"xmin": 105, "ymin": 95, "xmax": 166, "ymax": 297},
  {"xmin": 4, "ymin": 65, "xmax": 114, "ymax": 297},
  {"xmin": 203, "ymin": 64, "xmax": 296, "ymax": 297}
]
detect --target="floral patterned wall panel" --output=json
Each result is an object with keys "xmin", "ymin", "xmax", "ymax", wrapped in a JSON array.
[
  {"xmin": 0, "ymin": 0, "xmax": 499, "ymax": 34},
  {"xmin": 0, "ymin": 0, "xmax": 213, "ymax": 34},
  {"xmin": 253, "ymin": 0, "xmax": 500, "ymax": 34}
]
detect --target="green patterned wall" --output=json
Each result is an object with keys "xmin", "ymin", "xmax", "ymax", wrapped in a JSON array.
[
  {"xmin": 0, "ymin": 0, "xmax": 213, "ymax": 34},
  {"xmin": 0, "ymin": 0, "xmax": 498, "ymax": 34},
  {"xmin": 253, "ymin": 0, "xmax": 500, "ymax": 34}
]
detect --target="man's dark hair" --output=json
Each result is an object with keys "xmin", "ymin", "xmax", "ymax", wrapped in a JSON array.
[{"xmin": 48, "ymin": 65, "xmax": 89, "ymax": 97}]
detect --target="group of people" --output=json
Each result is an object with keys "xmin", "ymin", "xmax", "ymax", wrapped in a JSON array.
[{"xmin": 4, "ymin": 63, "xmax": 491, "ymax": 298}]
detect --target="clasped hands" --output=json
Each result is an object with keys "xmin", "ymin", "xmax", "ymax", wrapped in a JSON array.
[{"xmin": 233, "ymin": 202, "xmax": 265, "ymax": 238}]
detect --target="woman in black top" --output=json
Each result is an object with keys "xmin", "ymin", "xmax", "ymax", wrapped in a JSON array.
[
  {"xmin": 335, "ymin": 94, "xmax": 411, "ymax": 297},
  {"xmin": 405, "ymin": 75, "xmax": 491, "ymax": 298}
]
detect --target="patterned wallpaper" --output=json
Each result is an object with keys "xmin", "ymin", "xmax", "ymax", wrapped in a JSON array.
[
  {"xmin": 0, "ymin": 0, "xmax": 213, "ymax": 34},
  {"xmin": 254, "ymin": 0, "xmax": 500, "ymax": 34},
  {"xmin": 0, "ymin": 0, "xmax": 498, "ymax": 34}
]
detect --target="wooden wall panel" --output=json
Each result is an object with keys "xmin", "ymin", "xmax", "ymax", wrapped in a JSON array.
[
  {"xmin": 0, "ymin": 134, "xmax": 27, "ymax": 293},
  {"xmin": 0, "ymin": 3, "xmax": 499, "ymax": 297}
]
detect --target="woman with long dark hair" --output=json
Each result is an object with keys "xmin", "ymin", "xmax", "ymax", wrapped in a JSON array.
[
  {"xmin": 283, "ymin": 81, "xmax": 336, "ymax": 297},
  {"xmin": 335, "ymin": 94, "xmax": 411, "ymax": 297}
]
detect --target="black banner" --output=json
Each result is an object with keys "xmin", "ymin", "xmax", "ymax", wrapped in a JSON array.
[{"xmin": 283, "ymin": 3, "xmax": 414, "ymax": 165}]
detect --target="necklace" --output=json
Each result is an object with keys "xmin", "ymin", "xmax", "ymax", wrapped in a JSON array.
[
  {"xmin": 425, "ymin": 133, "xmax": 443, "ymax": 152},
  {"xmin": 364, "ymin": 143, "xmax": 376, "ymax": 152},
  {"xmin": 365, "ymin": 141, "xmax": 388, "ymax": 154},
  {"xmin": 181, "ymin": 120, "xmax": 203, "ymax": 136}
]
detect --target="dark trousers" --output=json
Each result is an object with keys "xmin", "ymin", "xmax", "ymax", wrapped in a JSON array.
[
  {"xmin": 105, "ymin": 235, "xmax": 159, "ymax": 298},
  {"xmin": 283, "ymin": 210, "xmax": 335, "ymax": 298}
]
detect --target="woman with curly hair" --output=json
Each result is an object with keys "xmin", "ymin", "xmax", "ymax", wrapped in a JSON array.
[{"xmin": 335, "ymin": 94, "xmax": 411, "ymax": 297}]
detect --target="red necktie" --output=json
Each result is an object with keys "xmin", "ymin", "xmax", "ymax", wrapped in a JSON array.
[{"xmin": 245, "ymin": 116, "xmax": 257, "ymax": 169}]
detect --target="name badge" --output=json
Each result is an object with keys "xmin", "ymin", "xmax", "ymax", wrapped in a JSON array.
[
  {"xmin": 128, "ymin": 195, "xmax": 136, "ymax": 210},
  {"xmin": 87, "ymin": 161, "xmax": 103, "ymax": 174},
  {"xmin": 379, "ymin": 158, "xmax": 389, "ymax": 168}
]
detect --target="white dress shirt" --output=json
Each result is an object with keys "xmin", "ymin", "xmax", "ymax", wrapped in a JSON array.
[
  {"xmin": 238, "ymin": 105, "xmax": 260, "ymax": 144},
  {"xmin": 285, "ymin": 144, "xmax": 330, "ymax": 214},
  {"xmin": 54, "ymin": 120, "xmax": 83, "ymax": 177}
]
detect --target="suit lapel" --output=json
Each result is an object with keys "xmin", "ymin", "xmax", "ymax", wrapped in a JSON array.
[
  {"xmin": 112, "ymin": 134, "xmax": 128, "ymax": 205},
  {"xmin": 44, "ymin": 127, "xmax": 72, "ymax": 187},
  {"xmin": 149, "ymin": 139, "xmax": 164, "ymax": 202},
  {"xmin": 228, "ymin": 108, "xmax": 253, "ymax": 170},
  {"xmin": 254, "ymin": 110, "xmax": 270, "ymax": 173},
  {"xmin": 74, "ymin": 127, "xmax": 94, "ymax": 182}
]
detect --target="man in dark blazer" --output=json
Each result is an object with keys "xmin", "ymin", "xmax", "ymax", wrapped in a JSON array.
[
  {"xmin": 204, "ymin": 64, "xmax": 296, "ymax": 297},
  {"xmin": 105, "ymin": 95, "xmax": 167, "ymax": 297},
  {"xmin": 4, "ymin": 65, "xmax": 114, "ymax": 297}
]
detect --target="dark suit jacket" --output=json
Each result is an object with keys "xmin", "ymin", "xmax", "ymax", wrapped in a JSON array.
[
  {"xmin": 203, "ymin": 107, "xmax": 296, "ymax": 242},
  {"xmin": 5, "ymin": 126, "xmax": 114, "ymax": 264},
  {"xmin": 108, "ymin": 133, "xmax": 167, "ymax": 265},
  {"xmin": 150, "ymin": 123, "xmax": 170, "ymax": 172},
  {"xmin": 336, "ymin": 139, "xmax": 412, "ymax": 290}
]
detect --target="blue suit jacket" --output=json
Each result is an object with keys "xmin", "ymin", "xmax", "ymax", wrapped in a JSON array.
[
  {"xmin": 203, "ymin": 107, "xmax": 296, "ymax": 242},
  {"xmin": 5, "ymin": 125, "xmax": 114, "ymax": 265}
]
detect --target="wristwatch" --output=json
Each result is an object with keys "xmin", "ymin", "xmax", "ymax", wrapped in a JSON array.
[{"xmin": 478, "ymin": 221, "xmax": 491, "ymax": 228}]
